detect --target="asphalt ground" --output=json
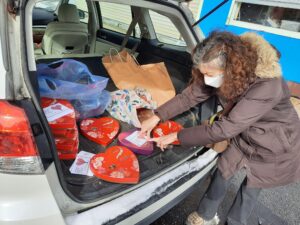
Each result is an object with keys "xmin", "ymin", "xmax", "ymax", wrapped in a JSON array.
[{"xmin": 151, "ymin": 170, "xmax": 300, "ymax": 225}]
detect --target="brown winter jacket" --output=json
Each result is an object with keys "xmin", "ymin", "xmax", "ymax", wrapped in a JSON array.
[{"xmin": 155, "ymin": 33, "xmax": 300, "ymax": 188}]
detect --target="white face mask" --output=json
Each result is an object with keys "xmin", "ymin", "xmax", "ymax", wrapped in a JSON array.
[{"xmin": 204, "ymin": 74, "xmax": 224, "ymax": 88}]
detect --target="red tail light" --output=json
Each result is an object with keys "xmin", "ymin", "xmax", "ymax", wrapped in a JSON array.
[{"xmin": 0, "ymin": 100, "xmax": 43, "ymax": 174}]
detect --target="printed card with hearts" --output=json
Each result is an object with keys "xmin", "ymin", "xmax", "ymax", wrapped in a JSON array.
[
  {"xmin": 69, "ymin": 151, "xmax": 95, "ymax": 176},
  {"xmin": 80, "ymin": 117, "xmax": 120, "ymax": 146},
  {"xmin": 41, "ymin": 98, "xmax": 76, "ymax": 129},
  {"xmin": 89, "ymin": 146, "xmax": 140, "ymax": 184}
]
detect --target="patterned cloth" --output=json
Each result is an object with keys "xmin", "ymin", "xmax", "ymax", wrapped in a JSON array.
[{"xmin": 106, "ymin": 88, "xmax": 157, "ymax": 127}]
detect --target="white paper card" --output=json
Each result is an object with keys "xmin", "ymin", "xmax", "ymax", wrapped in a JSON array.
[
  {"xmin": 69, "ymin": 151, "xmax": 95, "ymax": 176},
  {"xmin": 43, "ymin": 103, "xmax": 73, "ymax": 122},
  {"xmin": 125, "ymin": 131, "xmax": 147, "ymax": 147}
]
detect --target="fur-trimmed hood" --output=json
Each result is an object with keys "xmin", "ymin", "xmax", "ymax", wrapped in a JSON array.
[{"xmin": 240, "ymin": 32, "xmax": 282, "ymax": 78}]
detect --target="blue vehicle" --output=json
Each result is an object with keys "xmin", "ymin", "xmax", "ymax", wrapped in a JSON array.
[{"xmin": 196, "ymin": 0, "xmax": 300, "ymax": 83}]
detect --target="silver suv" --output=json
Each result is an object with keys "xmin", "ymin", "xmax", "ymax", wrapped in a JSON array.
[{"xmin": 0, "ymin": 0, "xmax": 218, "ymax": 224}]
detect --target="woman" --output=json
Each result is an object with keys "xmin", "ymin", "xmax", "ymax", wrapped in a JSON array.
[{"xmin": 140, "ymin": 31, "xmax": 300, "ymax": 225}]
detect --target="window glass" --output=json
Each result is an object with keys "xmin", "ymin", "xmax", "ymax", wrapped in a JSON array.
[
  {"xmin": 34, "ymin": 0, "xmax": 60, "ymax": 12},
  {"xmin": 33, "ymin": 0, "xmax": 60, "ymax": 26},
  {"xmin": 236, "ymin": 3, "xmax": 300, "ymax": 32},
  {"xmin": 149, "ymin": 10, "xmax": 186, "ymax": 46},
  {"xmin": 99, "ymin": 2, "xmax": 140, "ymax": 37},
  {"xmin": 68, "ymin": 0, "xmax": 89, "ymax": 23}
]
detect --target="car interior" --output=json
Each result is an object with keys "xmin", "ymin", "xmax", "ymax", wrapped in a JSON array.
[
  {"xmin": 27, "ymin": 0, "xmax": 217, "ymax": 203},
  {"xmin": 41, "ymin": 3, "xmax": 89, "ymax": 55}
]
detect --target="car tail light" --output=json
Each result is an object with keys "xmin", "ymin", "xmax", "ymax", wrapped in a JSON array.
[{"xmin": 0, "ymin": 100, "xmax": 43, "ymax": 174}]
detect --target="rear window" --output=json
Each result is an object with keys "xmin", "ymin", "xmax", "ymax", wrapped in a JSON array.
[
  {"xmin": 99, "ymin": 2, "xmax": 141, "ymax": 37},
  {"xmin": 149, "ymin": 10, "xmax": 186, "ymax": 46}
]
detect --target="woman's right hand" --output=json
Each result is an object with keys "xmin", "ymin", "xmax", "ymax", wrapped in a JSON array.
[{"xmin": 140, "ymin": 114, "xmax": 160, "ymax": 139}]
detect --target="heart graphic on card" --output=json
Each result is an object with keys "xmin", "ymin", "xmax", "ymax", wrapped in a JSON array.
[
  {"xmin": 80, "ymin": 117, "xmax": 120, "ymax": 146},
  {"xmin": 90, "ymin": 146, "xmax": 140, "ymax": 184},
  {"xmin": 152, "ymin": 121, "xmax": 183, "ymax": 145},
  {"xmin": 118, "ymin": 130, "xmax": 153, "ymax": 155}
]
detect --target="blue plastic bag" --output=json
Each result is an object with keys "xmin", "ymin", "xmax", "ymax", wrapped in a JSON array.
[
  {"xmin": 37, "ymin": 59, "xmax": 110, "ymax": 119},
  {"xmin": 71, "ymin": 90, "xmax": 111, "ymax": 119},
  {"xmin": 37, "ymin": 59, "xmax": 108, "ymax": 100}
]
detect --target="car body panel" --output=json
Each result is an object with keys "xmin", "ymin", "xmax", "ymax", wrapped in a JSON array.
[
  {"xmin": 64, "ymin": 152, "xmax": 217, "ymax": 225},
  {"xmin": 0, "ymin": 29, "xmax": 6, "ymax": 99},
  {"xmin": 0, "ymin": 173, "xmax": 65, "ymax": 225}
]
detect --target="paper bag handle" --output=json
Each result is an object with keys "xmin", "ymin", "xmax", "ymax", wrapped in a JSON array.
[
  {"xmin": 109, "ymin": 48, "xmax": 141, "ymax": 67},
  {"xmin": 109, "ymin": 48, "xmax": 124, "ymax": 63},
  {"xmin": 130, "ymin": 54, "xmax": 140, "ymax": 66}
]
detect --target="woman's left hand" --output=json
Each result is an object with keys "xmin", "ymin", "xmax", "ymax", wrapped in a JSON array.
[{"xmin": 149, "ymin": 132, "xmax": 178, "ymax": 151}]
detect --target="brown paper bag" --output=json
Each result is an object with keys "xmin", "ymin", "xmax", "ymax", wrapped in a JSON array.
[
  {"xmin": 205, "ymin": 140, "xmax": 230, "ymax": 153},
  {"xmin": 287, "ymin": 81, "xmax": 300, "ymax": 99},
  {"xmin": 102, "ymin": 49, "xmax": 175, "ymax": 106},
  {"xmin": 287, "ymin": 81, "xmax": 300, "ymax": 118},
  {"xmin": 202, "ymin": 119, "xmax": 229, "ymax": 153},
  {"xmin": 291, "ymin": 97, "xmax": 300, "ymax": 118}
]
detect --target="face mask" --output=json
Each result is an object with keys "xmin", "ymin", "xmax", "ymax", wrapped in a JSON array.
[{"xmin": 204, "ymin": 74, "xmax": 224, "ymax": 88}]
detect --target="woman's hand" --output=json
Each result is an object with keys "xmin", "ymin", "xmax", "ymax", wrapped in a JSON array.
[
  {"xmin": 150, "ymin": 132, "xmax": 178, "ymax": 151},
  {"xmin": 140, "ymin": 114, "xmax": 160, "ymax": 139}
]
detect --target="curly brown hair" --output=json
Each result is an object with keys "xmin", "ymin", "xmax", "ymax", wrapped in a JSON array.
[{"xmin": 191, "ymin": 31, "xmax": 258, "ymax": 101}]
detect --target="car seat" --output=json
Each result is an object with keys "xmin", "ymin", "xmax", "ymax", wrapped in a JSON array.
[{"xmin": 41, "ymin": 4, "xmax": 88, "ymax": 55}]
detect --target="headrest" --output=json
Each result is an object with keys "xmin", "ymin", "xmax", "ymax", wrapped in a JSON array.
[{"xmin": 58, "ymin": 4, "xmax": 80, "ymax": 23}]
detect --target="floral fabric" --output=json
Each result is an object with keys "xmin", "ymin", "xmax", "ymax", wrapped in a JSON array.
[{"xmin": 106, "ymin": 88, "xmax": 157, "ymax": 127}]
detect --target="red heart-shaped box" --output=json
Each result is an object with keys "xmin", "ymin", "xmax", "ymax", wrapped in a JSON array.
[
  {"xmin": 118, "ymin": 130, "xmax": 153, "ymax": 155},
  {"xmin": 41, "ymin": 98, "xmax": 79, "ymax": 160},
  {"xmin": 80, "ymin": 117, "xmax": 120, "ymax": 146},
  {"xmin": 51, "ymin": 128, "xmax": 78, "ymax": 139},
  {"xmin": 55, "ymin": 137, "xmax": 79, "ymax": 160},
  {"xmin": 41, "ymin": 98, "xmax": 76, "ymax": 129},
  {"xmin": 152, "ymin": 121, "xmax": 183, "ymax": 145},
  {"xmin": 55, "ymin": 137, "xmax": 79, "ymax": 151},
  {"xmin": 57, "ymin": 151, "xmax": 78, "ymax": 160},
  {"xmin": 90, "ymin": 146, "xmax": 140, "ymax": 184}
]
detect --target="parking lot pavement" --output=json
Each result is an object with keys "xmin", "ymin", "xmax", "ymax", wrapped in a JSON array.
[{"xmin": 151, "ymin": 170, "xmax": 300, "ymax": 225}]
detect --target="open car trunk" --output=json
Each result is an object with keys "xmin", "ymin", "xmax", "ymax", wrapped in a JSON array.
[
  {"xmin": 35, "ymin": 47, "xmax": 216, "ymax": 202},
  {"xmin": 26, "ymin": 0, "xmax": 218, "ymax": 203}
]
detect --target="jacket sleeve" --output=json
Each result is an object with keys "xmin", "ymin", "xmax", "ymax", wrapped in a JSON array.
[
  {"xmin": 155, "ymin": 80, "xmax": 214, "ymax": 121},
  {"xmin": 178, "ymin": 78, "xmax": 283, "ymax": 147}
]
